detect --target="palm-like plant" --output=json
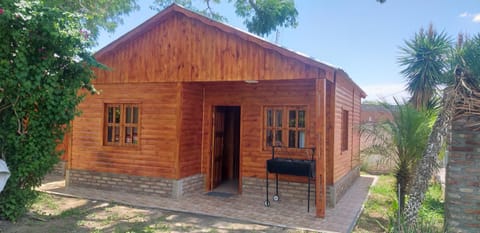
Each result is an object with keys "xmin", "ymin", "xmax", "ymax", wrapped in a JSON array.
[
  {"xmin": 403, "ymin": 33, "xmax": 480, "ymax": 225},
  {"xmin": 398, "ymin": 24, "xmax": 451, "ymax": 110},
  {"xmin": 361, "ymin": 101, "xmax": 436, "ymax": 211}
]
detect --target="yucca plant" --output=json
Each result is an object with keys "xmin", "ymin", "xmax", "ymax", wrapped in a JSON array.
[
  {"xmin": 403, "ymin": 32, "xmax": 480, "ymax": 225},
  {"xmin": 398, "ymin": 24, "xmax": 451, "ymax": 110}
]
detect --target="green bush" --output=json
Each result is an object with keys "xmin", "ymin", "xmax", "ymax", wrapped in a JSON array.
[{"xmin": 0, "ymin": 0, "xmax": 99, "ymax": 221}]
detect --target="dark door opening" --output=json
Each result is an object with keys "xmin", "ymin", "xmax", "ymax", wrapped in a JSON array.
[{"xmin": 211, "ymin": 106, "xmax": 240, "ymax": 193}]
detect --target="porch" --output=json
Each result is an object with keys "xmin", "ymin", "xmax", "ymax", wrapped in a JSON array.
[{"xmin": 39, "ymin": 174, "xmax": 375, "ymax": 232}]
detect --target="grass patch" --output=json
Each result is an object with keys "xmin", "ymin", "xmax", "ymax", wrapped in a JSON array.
[
  {"xmin": 354, "ymin": 174, "xmax": 444, "ymax": 233},
  {"xmin": 59, "ymin": 208, "xmax": 84, "ymax": 218},
  {"xmin": 33, "ymin": 193, "xmax": 59, "ymax": 211}
]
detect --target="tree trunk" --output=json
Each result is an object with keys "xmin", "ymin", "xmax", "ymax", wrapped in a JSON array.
[{"xmin": 403, "ymin": 94, "xmax": 452, "ymax": 224}]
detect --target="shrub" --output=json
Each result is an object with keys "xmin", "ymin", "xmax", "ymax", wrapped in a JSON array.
[{"xmin": 0, "ymin": 0, "xmax": 99, "ymax": 220}]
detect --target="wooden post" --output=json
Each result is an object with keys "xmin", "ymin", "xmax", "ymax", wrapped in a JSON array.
[{"xmin": 315, "ymin": 78, "xmax": 327, "ymax": 218}]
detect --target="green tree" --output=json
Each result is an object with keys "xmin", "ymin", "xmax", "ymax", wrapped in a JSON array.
[
  {"xmin": 151, "ymin": 0, "xmax": 298, "ymax": 36},
  {"xmin": 43, "ymin": 0, "xmax": 139, "ymax": 41},
  {"xmin": 398, "ymin": 24, "xmax": 451, "ymax": 110},
  {"xmin": 361, "ymin": 101, "xmax": 436, "ymax": 212},
  {"xmin": 0, "ymin": 0, "xmax": 99, "ymax": 220},
  {"xmin": 42, "ymin": 0, "xmax": 298, "ymax": 40}
]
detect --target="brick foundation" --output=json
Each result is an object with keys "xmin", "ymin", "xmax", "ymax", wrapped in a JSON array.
[
  {"xmin": 172, "ymin": 174, "xmax": 205, "ymax": 198},
  {"xmin": 327, "ymin": 165, "xmax": 360, "ymax": 207},
  {"xmin": 67, "ymin": 169, "xmax": 204, "ymax": 198},
  {"xmin": 50, "ymin": 161, "xmax": 66, "ymax": 176},
  {"xmin": 445, "ymin": 116, "xmax": 480, "ymax": 232},
  {"xmin": 242, "ymin": 166, "xmax": 359, "ymax": 208},
  {"xmin": 242, "ymin": 177, "xmax": 317, "ymax": 205}
]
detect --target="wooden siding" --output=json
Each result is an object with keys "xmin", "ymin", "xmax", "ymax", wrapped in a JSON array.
[
  {"xmin": 314, "ymin": 78, "xmax": 327, "ymax": 217},
  {"xmin": 178, "ymin": 83, "xmax": 204, "ymax": 178},
  {"xmin": 57, "ymin": 132, "xmax": 71, "ymax": 161},
  {"xmin": 332, "ymin": 72, "xmax": 362, "ymax": 182},
  {"xmin": 93, "ymin": 12, "xmax": 326, "ymax": 85},
  {"xmin": 351, "ymin": 89, "xmax": 362, "ymax": 168},
  {"xmin": 200, "ymin": 80, "xmax": 319, "ymax": 190},
  {"xmin": 70, "ymin": 83, "xmax": 179, "ymax": 178},
  {"xmin": 325, "ymin": 81, "xmax": 335, "ymax": 185}
]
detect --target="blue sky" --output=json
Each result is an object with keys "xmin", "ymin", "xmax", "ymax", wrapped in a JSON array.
[{"xmin": 95, "ymin": 1, "xmax": 480, "ymax": 102}]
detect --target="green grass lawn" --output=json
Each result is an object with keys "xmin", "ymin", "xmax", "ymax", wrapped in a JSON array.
[{"xmin": 354, "ymin": 174, "xmax": 444, "ymax": 233}]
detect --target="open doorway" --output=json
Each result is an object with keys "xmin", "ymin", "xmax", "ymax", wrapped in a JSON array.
[{"xmin": 211, "ymin": 106, "xmax": 240, "ymax": 194}]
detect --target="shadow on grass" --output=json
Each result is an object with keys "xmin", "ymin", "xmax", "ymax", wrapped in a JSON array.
[{"xmin": 1, "ymin": 194, "xmax": 295, "ymax": 233}]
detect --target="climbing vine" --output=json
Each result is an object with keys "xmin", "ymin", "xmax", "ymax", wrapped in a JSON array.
[{"xmin": 0, "ymin": 0, "xmax": 100, "ymax": 220}]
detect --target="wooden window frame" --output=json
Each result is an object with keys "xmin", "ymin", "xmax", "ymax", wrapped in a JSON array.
[
  {"xmin": 104, "ymin": 103, "xmax": 141, "ymax": 146},
  {"xmin": 263, "ymin": 106, "xmax": 307, "ymax": 150},
  {"xmin": 341, "ymin": 109, "xmax": 349, "ymax": 151}
]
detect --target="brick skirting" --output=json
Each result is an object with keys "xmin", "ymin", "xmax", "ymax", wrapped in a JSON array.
[
  {"xmin": 172, "ymin": 173, "xmax": 205, "ymax": 198},
  {"xmin": 327, "ymin": 165, "xmax": 360, "ymax": 207},
  {"xmin": 50, "ymin": 161, "xmax": 66, "ymax": 176},
  {"xmin": 67, "ymin": 169, "xmax": 204, "ymax": 198},
  {"xmin": 242, "ymin": 177, "xmax": 317, "ymax": 205},
  {"xmin": 242, "ymin": 166, "xmax": 360, "ymax": 208}
]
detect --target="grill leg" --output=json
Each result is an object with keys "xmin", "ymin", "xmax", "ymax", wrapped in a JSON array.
[
  {"xmin": 265, "ymin": 168, "xmax": 270, "ymax": 207},
  {"xmin": 273, "ymin": 173, "xmax": 280, "ymax": 201},
  {"xmin": 307, "ymin": 176, "xmax": 311, "ymax": 212},
  {"xmin": 275, "ymin": 173, "xmax": 279, "ymax": 196}
]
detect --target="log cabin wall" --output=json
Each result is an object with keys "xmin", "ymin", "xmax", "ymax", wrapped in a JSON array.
[
  {"xmin": 325, "ymin": 81, "xmax": 335, "ymax": 185},
  {"xmin": 201, "ymin": 80, "xmax": 318, "ymax": 189},
  {"xmin": 70, "ymin": 83, "xmax": 179, "ymax": 178},
  {"xmin": 93, "ymin": 11, "xmax": 327, "ymax": 84},
  {"xmin": 178, "ymin": 83, "xmax": 203, "ymax": 178},
  {"xmin": 332, "ymin": 71, "xmax": 362, "ymax": 182}
]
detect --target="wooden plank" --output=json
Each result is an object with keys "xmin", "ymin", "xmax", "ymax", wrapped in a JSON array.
[
  {"xmin": 315, "ymin": 78, "xmax": 327, "ymax": 218},
  {"xmin": 175, "ymin": 83, "xmax": 183, "ymax": 179},
  {"xmin": 70, "ymin": 83, "xmax": 179, "ymax": 178},
  {"xmin": 178, "ymin": 83, "xmax": 203, "ymax": 178},
  {"xmin": 91, "ymin": 11, "xmax": 334, "ymax": 85}
]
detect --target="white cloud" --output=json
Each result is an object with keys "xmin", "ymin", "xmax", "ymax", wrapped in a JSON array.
[
  {"xmin": 362, "ymin": 83, "xmax": 410, "ymax": 104},
  {"xmin": 459, "ymin": 11, "xmax": 480, "ymax": 23},
  {"xmin": 473, "ymin": 14, "xmax": 480, "ymax": 23},
  {"xmin": 459, "ymin": 12, "xmax": 470, "ymax": 18}
]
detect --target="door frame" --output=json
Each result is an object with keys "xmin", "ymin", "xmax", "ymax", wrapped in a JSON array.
[{"xmin": 208, "ymin": 105, "xmax": 242, "ymax": 193}]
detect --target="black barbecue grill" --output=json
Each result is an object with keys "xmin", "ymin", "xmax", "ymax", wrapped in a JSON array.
[{"xmin": 264, "ymin": 146, "xmax": 316, "ymax": 212}]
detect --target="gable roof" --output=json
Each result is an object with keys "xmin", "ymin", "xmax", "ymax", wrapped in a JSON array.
[{"xmin": 94, "ymin": 4, "xmax": 365, "ymax": 97}]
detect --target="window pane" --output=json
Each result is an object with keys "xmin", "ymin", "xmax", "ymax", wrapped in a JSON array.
[
  {"xmin": 266, "ymin": 109, "xmax": 273, "ymax": 127},
  {"xmin": 298, "ymin": 130, "xmax": 305, "ymax": 148},
  {"xmin": 133, "ymin": 107, "xmax": 139, "ymax": 123},
  {"xmin": 132, "ymin": 127, "xmax": 138, "ymax": 144},
  {"xmin": 114, "ymin": 107, "xmax": 121, "ymax": 123},
  {"xmin": 114, "ymin": 126, "xmax": 120, "ymax": 142},
  {"xmin": 125, "ymin": 127, "xmax": 131, "ymax": 144},
  {"xmin": 275, "ymin": 130, "xmax": 282, "ymax": 146},
  {"xmin": 289, "ymin": 110, "xmax": 297, "ymax": 127},
  {"xmin": 298, "ymin": 110, "xmax": 305, "ymax": 128},
  {"xmin": 275, "ymin": 110, "xmax": 283, "ymax": 127},
  {"xmin": 266, "ymin": 130, "xmax": 273, "ymax": 147},
  {"xmin": 107, "ymin": 126, "xmax": 113, "ymax": 142},
  {"xmin": 108, "ymin": 107, "xmax": 113, "ymax": 123},
  {"xmin": 126, "ymin": 106, "xmax": 131, "ymax": 123},
  {"xmin": 288, "ymin": 130, "xmax": 296, "ymax": 148}
]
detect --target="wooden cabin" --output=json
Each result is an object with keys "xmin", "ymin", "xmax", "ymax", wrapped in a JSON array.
[{"xmin": 64, "ymin": 4, "xmax": 365, "ymax": 217}]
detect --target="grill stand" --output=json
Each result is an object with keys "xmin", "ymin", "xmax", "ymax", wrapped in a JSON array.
[{"xmin": 264, "ymin": 146, "xmax": 315, "ymax": 212}]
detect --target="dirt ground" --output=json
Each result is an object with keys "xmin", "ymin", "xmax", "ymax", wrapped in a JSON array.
[{"xmin": 0, "ymin": 193, "xmax": 310, "ymax": 233}]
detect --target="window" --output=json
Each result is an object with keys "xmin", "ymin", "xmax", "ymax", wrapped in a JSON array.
[
  {"xmin": 341, "ymin": 109, "xmax": 349, "ymax": 151},
  {"xmin": 264, "ymin": 106, "xmax": 306, "ymax": 149},
  {"xmin": 104, "ymin": 104, "xmax": 140, "ymax": 146}
]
